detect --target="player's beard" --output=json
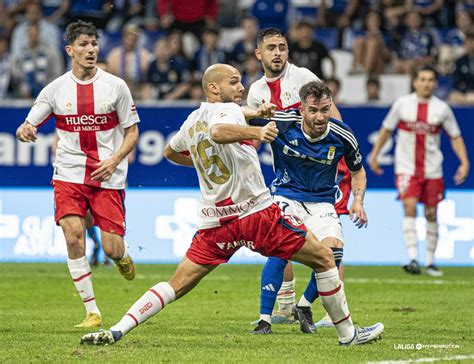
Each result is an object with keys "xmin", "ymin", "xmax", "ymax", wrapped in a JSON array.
[{"xmin": 220, "ymin": 90, "xmax": 242, "ymax": 104}]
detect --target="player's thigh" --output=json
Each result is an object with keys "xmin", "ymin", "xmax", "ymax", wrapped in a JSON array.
[
  {"xmin": 304, "ymin": 202, "xmax": 344, "ymax": 247},
  {"xmin": 290, "ymin": 230, "xmax": 334, "ymax": 273},
  {"xmin": 89, "ymin": 188, "xmax": 126, "ymax": 236},
  {"xmin": 168, "ymin": 257, "xmax": 217, "ymax": 299}
]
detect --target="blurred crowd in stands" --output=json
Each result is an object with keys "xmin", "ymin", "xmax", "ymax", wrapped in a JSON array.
[{"xmin": 0, "ymin": 0, "xmax": 473, "ymax": 105}]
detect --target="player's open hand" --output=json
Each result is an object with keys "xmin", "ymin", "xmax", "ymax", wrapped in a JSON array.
[
  {"xmin": 16, "ymin": 122, "xmax": 37, "ymax": 143},
  {"xmin": 349, "ymin": 201, "xmax": 368, "ymax": 229},
  {"xmin": 368, "ymin": 154, "xmax": 384, "ymax": 175},
  {"xmin": 259, "ymin": 121, "xmax": 278, "ymax": 143},
  {"xmin": 91, "ymin": 158, "xmax": 119, "ymax": 182},
  {"xmin": 256, "ymin": 102, "xmax": 276, "ymax": 119},
  {"xmin": 454, "ymin": 163, "xmax": 469, "ymax": 185}
]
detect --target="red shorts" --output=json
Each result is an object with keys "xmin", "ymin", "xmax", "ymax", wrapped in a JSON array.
[
  {"xmin": 395, "ymin": 175, "xmax": 445, "ymax": 207},
  {"xmin": 186, "ymin": 204, "xmax": 307, "ymax": 265},
  {"xmin": 53, "ymin": 180, "xmax": 126, "ymax": 236}
]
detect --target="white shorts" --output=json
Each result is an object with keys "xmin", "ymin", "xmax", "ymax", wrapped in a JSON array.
[{"xmin": 273, "ymin": 195, "xmax": 344, "ymax": 243}]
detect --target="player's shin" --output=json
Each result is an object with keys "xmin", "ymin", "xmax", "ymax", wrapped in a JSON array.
[
  {"xmin": 403, "ymin": 217, "xmax": 418, "ymax": 261},
  {"xmin": 260, "ymin": 257, "xmax": 287, "ymax": 323},
  {"xmin": 110, "ymin": 282, "xmax": 176, "ymax": 338},
  {"xmin": 68, "ymin": 256, "xmax": 100, "ymax": 315},
  {"xmin": 315, "ymin": 268, "xmax": 354, "ymax": 342},
  {"xmin": 425, "ymin": 221, "xmax": 438, "ymax": 266}
]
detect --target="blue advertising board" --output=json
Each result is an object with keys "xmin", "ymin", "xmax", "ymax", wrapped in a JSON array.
[
  {"xmin": 1, "ymin": 188, "xmax": 473, "ymax": 265},
  {"xmin": 1, "ymin": 105, "xmax": 473, "ymax": 189}
]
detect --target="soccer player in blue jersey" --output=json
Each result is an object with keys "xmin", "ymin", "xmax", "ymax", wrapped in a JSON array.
[{"xmin": 252, "ymin": 81, "xmax": 369, "ymax": 334}]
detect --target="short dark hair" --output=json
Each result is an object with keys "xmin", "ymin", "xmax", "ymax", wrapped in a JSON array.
[
  {"xmin": 413, "ymin": 64, "xmax": 438, "ymax": 80},
  {"xmin": 257, "ymin": 27, "xmax": 287, "ymax": 47},
  {"xmin": 65, "ymin": 20, "xmax": 99, "ymax": 45},
  {"xmin": 366, "ymin": 76, "xmax": 380, "ymax": 87},
  {"xmin": 299, "ymin": 81, "xmax": 332, "ymax": 104}
]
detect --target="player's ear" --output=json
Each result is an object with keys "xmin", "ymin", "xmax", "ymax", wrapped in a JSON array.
[
  {"xmin": 255, "ymin": 48, "xmax": 262, "ymax": 61},
  {"xmin": 65, "ymin": 44, "xmax": 73, "ymax": 57},
  {"xmin": 207, "ymin": 82, "xmax": 219, "ymax": 96}
]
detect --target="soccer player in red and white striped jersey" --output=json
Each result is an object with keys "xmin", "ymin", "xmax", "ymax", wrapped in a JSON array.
[
  {"xmin": 15, "ymin": 21, "xmax": 140, "ymax": 328},
  {"xmin": 369, "ymin": 65, "xmax": 470, "ymax": 276}
]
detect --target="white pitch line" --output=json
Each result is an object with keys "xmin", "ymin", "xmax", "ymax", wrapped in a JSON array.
[
  {"xmin": 367, "ymin": 354, "xmax": 474, "ymax": 363},
  {"xmin": 345, "ymin": 278, "xmax": 473, "ymax": 286}
]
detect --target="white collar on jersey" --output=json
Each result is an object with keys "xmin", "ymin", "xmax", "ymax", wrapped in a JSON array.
[
  {"xmin": 300, "ymin": 121, "xmax": 330, "ymax": 143},
  {"xmin": 264, "ymin": 62, "xmax": 290, "ymax": 83},
  {"xmin": 70, "ymin": 67, "xmax": 102, "ymax": 85}
]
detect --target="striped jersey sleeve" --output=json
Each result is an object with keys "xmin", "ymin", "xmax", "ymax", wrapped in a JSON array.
[{"xmin": 329, "ymin": 120, "xmax": 363, "ymax": 171}]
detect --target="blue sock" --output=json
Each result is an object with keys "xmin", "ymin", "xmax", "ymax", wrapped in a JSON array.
[
  {"xmin": 110, "ymin": 330, "xmax": 123, "ymax": 342},
  {"xmin": 303, "ymin": 247, "xmax": 344, "ymax": 304},
  {"xmin": 260, "ymin": 257, "xmax": 288, "ymax": 315}
]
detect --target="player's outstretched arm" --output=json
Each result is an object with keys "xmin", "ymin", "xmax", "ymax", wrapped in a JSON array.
[
  {"xmin": 163, "ymin": 144, "xmax": 195, "ymax": 167},
  {"xmin": 450, "ymin": 136, "xmax": 470, "ymax": 185},
  {"xmin": 15, "ymin": 121, "xmax": 37, "ymax": 143},
  {"xmin": 210, "ymin": 122, "xmax": 278, "ymax": 144},
  {"xmin": 91, "ymin": 124, "xmax": 139, "ymax": 182},
  {"xmin": 368, "ymin": 128, "xmax": 391, "ymax": 175},
  {"xmin": 349, "ymin": 167, "xmax": 368, "ymax": 229}
]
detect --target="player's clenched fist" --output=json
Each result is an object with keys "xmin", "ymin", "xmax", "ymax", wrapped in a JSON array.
[
  {"xmin": 16, "ymin": 122, "xmax": 37, "ymax": 142},
  {"xmin": 259, "ymin": 121, "xmax": 278, "ymax": 143},
  {"xmin": 256, "ymin": 102, "xmax": 276, "ymax": 118}
]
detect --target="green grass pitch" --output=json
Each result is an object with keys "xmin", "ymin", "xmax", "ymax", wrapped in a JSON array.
[{"xmin": 1, "ymin": 263, "xmax": 473, "ymax": 363}]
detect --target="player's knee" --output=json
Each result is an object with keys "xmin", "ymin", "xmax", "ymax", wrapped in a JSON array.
[
  {"xmin": 321, "ymin": 237, "xmax": 343, "ymax": 249},
  {"xmin": 425, "ymin": 208, "xmax": 437, "ymax": 222},
  {"xmin": 311, "ymin": 244, "xmax": 335, "ymax": 271}
]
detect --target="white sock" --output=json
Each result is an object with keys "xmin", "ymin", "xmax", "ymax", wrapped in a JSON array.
[
  {"xmin": 426, "ymin": 221, "xmax": 438, "ymax": 266},
  {"xmin": 110, "ymin": 282, "xmax": 175, "ymax": 335},
  {"xmin": 277, "ymin": 278, "xmax": 295, "ymax": 312},
  {"xmin": 67, "ymin": 256, "xmax": 100, "ymax": 315},
  {"xmin": 403, "ymin": 217, "xmax": 418, "ymax": 261},
  {"xmin": 315, "ymin": 268, "xmax": 354, "ymax": 342},
  {"xmin": 260, "ymin": 314, "xmax": 271, "ymax": 324},
  {"xmin": 298, "ymin": 295, "xmax": 312, "ymax": 307}
]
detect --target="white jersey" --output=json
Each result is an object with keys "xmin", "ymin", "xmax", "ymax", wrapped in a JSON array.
[
  {"xmin": 382, "ymin": 93, "xmax": 461, "ymax": 179},
  {"xmin": 247, "ymin": 62, "xmax": 320, "ymax": 110},
  {"xmin": 170, "ymin": 102, "xmax": 273, "ymax": 229},
  {"xmin": 26, "ymin": 68, "xmax": 140, "ymax": 189}
]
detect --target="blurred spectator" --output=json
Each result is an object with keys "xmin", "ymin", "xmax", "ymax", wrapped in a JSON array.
[
  {"xmin": 67, "ymin": 0, "xmax": 113, "ymax": 29},
  {"xmin": 107, "ymin": 24, "xmax": 153, "ymax": 100},
  {"xmin": 316, "ymin": 0, "xmax": 359, "ymax": 28},
  {"xmin": 289, "ymin": 20, "xmax": 335, "ymax": 80},
  {"xmin": 350, "ymin": 10, "xmax": 391, "ymax": 75},
  {"xmin": 157, "ymin": 0, "xmax": 217, "ymax": 41},
  {"xmin": 144, "ymin": 37, "xmax": 191, "ymax": 100},
  {"xmin": 167, "ymin": 29, "xmax": 190, "ymax": 69},
  {"xmin": 192, "ymin": 26, "xmax": 227, "ymax": 79},
  {"xmin": 457, "ymin": 0, "xmax": 474, "ymax": 16},
  {"xmin": 439, "ymin": 10, "xmax": 472, "ymax": 74},
  {"xmin": 449, "ymin": 29, "xmax": 474, "ymax": 104},
  {"xmin": 0, "ymin": 36, "xmax": 11, "ymax": 98},
  {"xmin": 394, "ymin": 10, "xmax": 438, "ymax": 74},
  {"xmin": 11, "ymin": 23, "xmax": 63, "ymax": 98},
  {"xmin": 241, "ymin": 53, "xmax": 263, "ymax": 96},
  {"xmin": 10, "ymin": 1, "xmax": 61, "ymax": 58},
  {"xmin": 106, "ymin": 0, "xmax": 144, "ymax": 32},
  {"xmin": 189, "ymin": 80, "xmax": 205, "ymax": 101},
  {"xmin": 366, "ymin": 76, "xmax": 381, "ymax": 101},
  {"xmin": 410, "ymin": 0, "xmax": 445, "ymax": 27},
  {"xmin": 251, "ymin": 0, "xmax": 291, "ymax": 32},
  {"xmin": 0, "ymin": 0, "xmax": 25, "ymax": 40},
  {"xmin": 228, "ymin": 16, "xmax": 259, "ymax": 67},
  {"xmin": 41, "ymin": 0, "xmax": 70, "ymax": 26},
  {"xmin": 378, "ymin": 0, "xmax": 408, "ymax": 30},
  {"xmin": 326, "ymin": 77, "xmax": 342, "ymax": 104}
]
